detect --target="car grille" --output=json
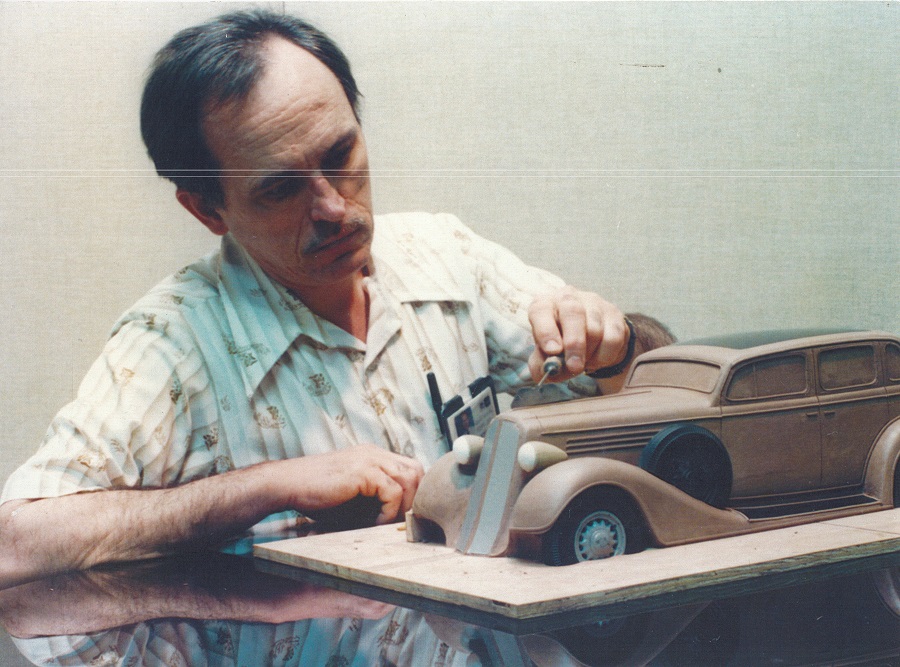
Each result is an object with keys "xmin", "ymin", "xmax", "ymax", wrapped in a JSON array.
[
  {"xmin": 555, "ymin": 427, "xmax": 659, "ymax": 457},
  {"xmin": 456, "ymin": 419, "xmax": 528, "ymax": 556}
]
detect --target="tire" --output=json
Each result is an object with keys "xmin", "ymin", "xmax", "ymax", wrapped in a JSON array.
[
  {"xmin": 543, "ymin": 489, "xmax": 648, "ymax": 566},
  {"xmin": 641, "ymin": 425, "xmax": 732, "ymax": 509}
]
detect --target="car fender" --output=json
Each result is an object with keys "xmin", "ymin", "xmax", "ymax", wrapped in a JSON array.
[
  {"xmin": 863, "ymin": 417, "xmax": 900, "ymax": 505},
  {"xmin": 407, "ymin": 451, "xmax": 477, "ymax": 547},
  {"xmin": 508, "ymin": 457, "xmax": 750, "ymax": 548}
]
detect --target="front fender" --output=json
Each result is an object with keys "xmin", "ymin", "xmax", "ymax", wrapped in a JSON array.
[
  {"xmin": 864, "ymin": 418, "xmax": 900, "ymax": 504},
  {"xmin": 407, "ymin": 452, "xmax": 477, "ymax": 547},
  {"xmin": 509, "ymin": 458, "xmax": 749, "ymax": 548}
]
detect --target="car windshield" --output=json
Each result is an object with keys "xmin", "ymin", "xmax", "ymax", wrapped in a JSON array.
[{"xmin": 628, "ymin": 360, "xmax": 721, "ymax": 393}]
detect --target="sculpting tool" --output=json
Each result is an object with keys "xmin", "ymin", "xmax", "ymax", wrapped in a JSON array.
[{"xmin": 537, "ymin": 355, "xmax": 563, "ymax": 386}]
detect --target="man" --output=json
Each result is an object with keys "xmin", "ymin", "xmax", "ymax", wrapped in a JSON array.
[{"xmin": 0, "ymin": 10, "xmax": 654, "ymax": 588}]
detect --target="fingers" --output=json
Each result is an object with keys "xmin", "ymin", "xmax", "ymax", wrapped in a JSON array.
[
  {"xmin": 584, "ymin": 308, "xmax": 630, "ymax": 373},
  {"xmin": 528, "ymin": 287, "xmax": 629, "ymax": 380},
  {"xmin": 528, "ymin": 291, "xmax": 567, "ymax": 359},
  {"xmin": 290, "ymin": 446, "xmax": 423, "ymax": 526},
  {"xmin": 367, "ymin": 452, "xmax": 423, "ymax": 525},
  {"xmin": 528, "ymin": 290, "xmax": 573, "ymax": 382}
]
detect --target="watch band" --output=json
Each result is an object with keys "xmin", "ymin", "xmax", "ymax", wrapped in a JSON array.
[{"xmin": 587, "ymin": 317, "xmax": 636, "ymax": 379}]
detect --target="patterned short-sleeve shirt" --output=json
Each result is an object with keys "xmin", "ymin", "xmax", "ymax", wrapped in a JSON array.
[{"xmin": 2, "ymin": 212, "xmax": 564, "ymax": 547}]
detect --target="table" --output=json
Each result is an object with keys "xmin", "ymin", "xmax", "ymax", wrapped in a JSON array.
[
  {"xmin": 1, "ymin": 545, "xmax": 897, "ymax": 666},
  {"xmin": 256, "ymin": 509, "xmax": 900, "ymax": 632}
]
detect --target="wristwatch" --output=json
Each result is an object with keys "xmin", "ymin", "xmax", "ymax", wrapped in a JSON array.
[{"xmin": 586, "ymin": 317, "xmax": 636, "ymax": 379}]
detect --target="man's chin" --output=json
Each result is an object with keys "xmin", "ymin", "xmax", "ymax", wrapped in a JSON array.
[{"xmin": 314, "ymin": 246, "xmax": 372, "ymax": 284}]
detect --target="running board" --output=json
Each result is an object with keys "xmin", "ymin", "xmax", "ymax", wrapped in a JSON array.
[{"xmin": 733, "ymin": 492, "xmax": 880, "ymax": 520}]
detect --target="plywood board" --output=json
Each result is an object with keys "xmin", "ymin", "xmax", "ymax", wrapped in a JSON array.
[{"xmin": 255, "ymin": 508, "xmax": 900, "ymax": 625}]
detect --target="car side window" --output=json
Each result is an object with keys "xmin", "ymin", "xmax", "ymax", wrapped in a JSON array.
[
  {"xmin": 726, "ymin": 354, "xmax": 808, "ymax": 401},
  {"xmin": 886, "ymin": 343, "xmax": 900, "ymax": 384},
  {"xmin": 818, "ymin": 345, "xmax": 877, "ymax": 391}
]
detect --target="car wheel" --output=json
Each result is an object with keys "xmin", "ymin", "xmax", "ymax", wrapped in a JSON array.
[
  {"xmin": 641, "ymin": 425, "xmax": 732, "ymax": 509},
  {"xmin": 543, "ymin": 489, "xmax": 648, "ymax": 566}
]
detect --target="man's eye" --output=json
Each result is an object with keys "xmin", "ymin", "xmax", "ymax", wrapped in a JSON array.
[
  {"xmin": 264, "ymin": 178, "xmax": 302, "ymax": 201},
  {"xmin": 322, "ymin": 146, "xmax": 352, "ymax": 173}
]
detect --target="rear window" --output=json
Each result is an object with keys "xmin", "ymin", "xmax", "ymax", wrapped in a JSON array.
[
  {"xmin": 628, "ymin": 360, "xmax": 721, "ymax": 393},
  {"xmin": 887, "ymin": 344, "xmax": 900, "ymax": 383}
]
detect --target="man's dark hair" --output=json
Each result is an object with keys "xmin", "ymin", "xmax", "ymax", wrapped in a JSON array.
[
  {"xmin": 140, "ymin": 9, "xmax": 361, "ymax": 207},
  {"xmin": 626, "ymin": 312, "xmax": 677, "ymax": 352}
]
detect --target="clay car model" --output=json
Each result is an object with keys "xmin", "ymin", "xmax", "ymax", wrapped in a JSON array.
[{"xmin": 407, "ymin": 330, "xmax": 900, "ymax": 565}]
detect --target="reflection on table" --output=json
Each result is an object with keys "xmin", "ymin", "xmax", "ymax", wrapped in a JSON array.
[{"xmin": 0, "ymin": 549, "xmax": 897, "ymax": 666}]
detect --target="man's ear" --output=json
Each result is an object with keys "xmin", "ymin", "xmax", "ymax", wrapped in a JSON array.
[{"xmin": 176, "ymin": 189, "xmax": 229, "ymax": 236}]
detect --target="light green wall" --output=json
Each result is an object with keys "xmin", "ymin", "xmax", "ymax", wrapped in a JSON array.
[{"xmin": 1, "ymin": 1, "xmax": 897, "ymax": 484}]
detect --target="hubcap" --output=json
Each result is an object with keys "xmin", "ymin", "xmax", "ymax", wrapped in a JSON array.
[{"xmin": 574, "ymin": 510, "xmax": 626, "ymax": 560}]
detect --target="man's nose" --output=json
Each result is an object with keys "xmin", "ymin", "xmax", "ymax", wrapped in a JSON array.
[{"xmin": 309, "ymin": 174, "xmax": 346, "ymax": 223}]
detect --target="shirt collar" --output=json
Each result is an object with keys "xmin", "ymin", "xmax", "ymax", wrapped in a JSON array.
[
  {"xmin": 367, "ymin": 215, "xmax": 469, "ymax": 304},
  {"xmin": 217, "ymin": 218, "xmax": 469, "ymax": 397}
]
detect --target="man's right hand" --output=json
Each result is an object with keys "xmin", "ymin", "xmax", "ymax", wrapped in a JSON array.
[{"xmin": 282, "ymin": 445, "xmax": 424, "ymax": 525}]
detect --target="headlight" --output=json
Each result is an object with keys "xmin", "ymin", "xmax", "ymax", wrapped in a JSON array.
[
  {"xmin": 453, "ymin": 434, "xmax": 485, "ymax": 466},
  {"xmin": 517, "ymin": 441, "xmax": 568, "ymax": 472}
]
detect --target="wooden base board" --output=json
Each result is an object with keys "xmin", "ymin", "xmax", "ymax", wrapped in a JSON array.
[{"xmin": 255, "ymin": 509, "xmax": 900, "ymax": 627}]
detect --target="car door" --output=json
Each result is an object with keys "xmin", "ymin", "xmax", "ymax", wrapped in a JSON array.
[
  {"xmin": 816, "ymin": 343, "xmax": 888, "ymax": 489},
  {"xmin": 720, "ymin": 351, "xmax": 821, "ymax": 497}
]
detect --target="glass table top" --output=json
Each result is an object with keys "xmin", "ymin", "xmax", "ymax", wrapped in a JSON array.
[{"xmin": 1, "ymin": 547, "xmax": 898, "ymax": 667}]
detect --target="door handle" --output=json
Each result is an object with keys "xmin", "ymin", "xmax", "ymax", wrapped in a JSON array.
[
  {"xmin": 805, "ymin": 412, "xmax": 818, "ymax": 419},
  {"xmin": 823, "ymin": 410, "xmax": 836, "ymax": 418}
]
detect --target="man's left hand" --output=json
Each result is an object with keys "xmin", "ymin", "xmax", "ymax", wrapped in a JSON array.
[{"xmin": 527, "ymin": 286, "xmax": 630, "ymax": 384}]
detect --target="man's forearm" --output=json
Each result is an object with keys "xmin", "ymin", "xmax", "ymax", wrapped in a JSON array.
[
  {"xmin": 0, "ymin": 462, "xmax": 288, "ymax": 589},
  {"xmin": 0, "ymin": 445, "xmax": 423, "ymax": 589}
]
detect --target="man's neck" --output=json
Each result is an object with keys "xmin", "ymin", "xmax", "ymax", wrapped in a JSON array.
[{"xmin": 293, "ymin": 271, "xmax": 369, "ymax": 342}]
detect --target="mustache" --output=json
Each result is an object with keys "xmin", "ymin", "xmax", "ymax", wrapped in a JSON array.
[{"xmin": 303, "ymin": 217, "xmax": 370, "ymax": 255}]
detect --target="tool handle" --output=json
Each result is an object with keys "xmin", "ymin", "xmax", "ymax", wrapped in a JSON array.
[{"xmin": 542, "ymin": 355, "xmax": 563, "ymax": 377}]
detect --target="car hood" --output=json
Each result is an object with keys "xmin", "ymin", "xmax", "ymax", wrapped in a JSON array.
[{"xmin": 503, "ymin": 387, "xmax": 717, "ymax": 439}]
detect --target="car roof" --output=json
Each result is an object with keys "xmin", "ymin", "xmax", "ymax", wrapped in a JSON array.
[
  {"xmin": 680, "ymin": 328, "xmax": 867, "ymax": 349},
  {"xmin": 638, "ymin": 329, "xmax": 899, "ymax": 368}
]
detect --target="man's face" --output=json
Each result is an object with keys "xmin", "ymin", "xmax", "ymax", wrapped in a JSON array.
[{"xmin": 200, "ymin": 37, "xmax": 374, "ymax": 293}]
